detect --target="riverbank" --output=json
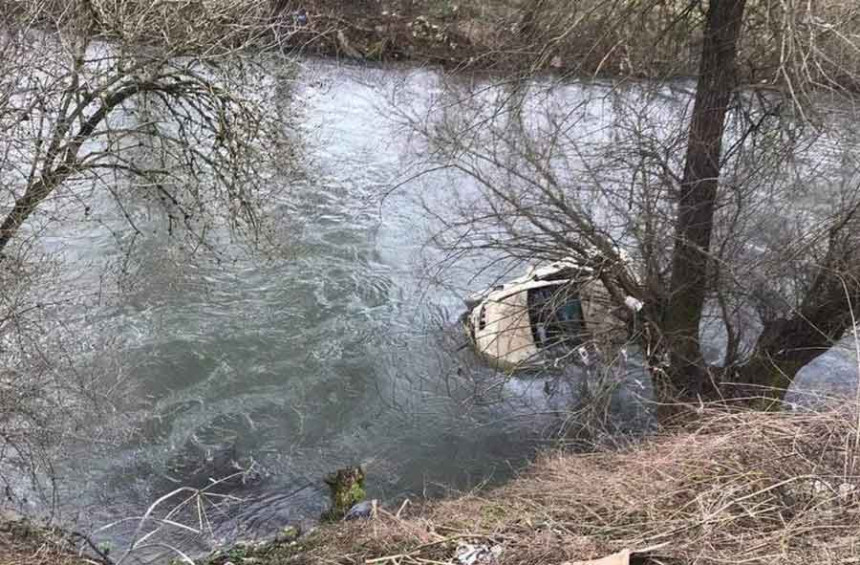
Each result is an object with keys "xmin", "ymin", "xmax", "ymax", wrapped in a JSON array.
[
  {"xmin": 277, "ymin": 0, "xmax": 690, "ymax": 75},
  {"xmin": 0, "ymin": 511, "xmax": 95, "ymax": 565},
  {"xmin": 4, "ymin": 407, "xmax": 859, "ymax": 563},
  {"xmin": 200, "ymin": 407, "xmax": 860, "ymax": 564},
  {"xmin": 278, "ymin": 0, "xmax": 860, "ymax": 86}
]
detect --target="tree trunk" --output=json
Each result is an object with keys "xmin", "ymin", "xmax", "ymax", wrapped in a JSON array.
[
  {"xmin": 730, "ymin": 232, "xmax": 860, "ymax": 405},
  {"xmin": 659, "ymin": 0, "xmax": 747, "ymax": 410}
]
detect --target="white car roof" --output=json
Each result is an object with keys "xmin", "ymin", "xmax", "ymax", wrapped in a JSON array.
[{"xmin": 485, "ymin": 279, "xmax": 569, "ymax": 303}]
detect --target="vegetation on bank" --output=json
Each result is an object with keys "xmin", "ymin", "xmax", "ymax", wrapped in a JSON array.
[
  {"xmin": 0, "ymin": 511, "xmax": 96, "ymax": 565},
  {"xmin": 19, "ymin": 0, "xmax": 856, "ymax": 85},
  {"xmin": 205, "ymin": 408, "xmax": 860, "ymax": 564},
  {"xmin": 6, "ymin": 407, "xmax": 859, "ymax": 564},
  {"xmin": 2, "ymin": 0, "xmax": 860, "ymax": 563},
  {"xmin": 281, "ymin": 0, "xmax": 860, "ymax": 85}
]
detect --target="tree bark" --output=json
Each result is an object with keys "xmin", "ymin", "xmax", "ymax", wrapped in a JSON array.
[
  {"xmin": 659, "ymin": 0, "xmax": 748, "ymax": 408},
  {"xmin": 730, "ymin": 232, "xmax": 860, "ymax": 404}
]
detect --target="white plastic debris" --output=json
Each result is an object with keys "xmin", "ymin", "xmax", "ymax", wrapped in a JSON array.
[
  {"xmin": 577, "ymin": 346, "xmax": 590, "ymax": 365},
  {"xmin": 456, "ymin": 543, "xmax": 502, "ymax": 565},
  {"xmin": 624, "ymin": 296, "xmax": 644, "ymax": 312},
  {"xmin": 456, "ymin": 544, "xmax": 485, "ymax": 565}
]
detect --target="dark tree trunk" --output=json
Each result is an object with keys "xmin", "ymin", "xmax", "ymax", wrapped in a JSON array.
[
  {"xmin": 730, "ymin": 230, "xmax": 860, "ymax": 405},
  {"xmin": 658, "ymin": 0, "xmax": 748, "ymax": 411}
]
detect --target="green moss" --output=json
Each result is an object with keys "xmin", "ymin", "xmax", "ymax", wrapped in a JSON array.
[
  {"xmin": 347, "ymin": 482, "xmax": 366, "ymax": 503},
  {"xmin": 200, "ymin": 466, "xmax": 368, "ymax": 564},
  {"xmin": 480, "ymin": 503, "xmax": 508, "ymax": 523},
  {"xmin": 322, "ymin": 466, "xmax": 366, "ymax": 521}
]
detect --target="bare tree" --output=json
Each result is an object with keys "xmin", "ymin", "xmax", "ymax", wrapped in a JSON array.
[
  {"xmin": 0, "ymin": 0, "xmax": 293, "ymax": 260},
  {"xmin": 0, "ymin": 0, "xmax": 296, "ymax": 497},
  {"xmin": 408, "ymin": 0, "xmax": 860, "ymax": 420}
]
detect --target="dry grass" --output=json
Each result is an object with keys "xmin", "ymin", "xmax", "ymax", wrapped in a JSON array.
[
  {"xmin": 0, "ymin": 516, "xmax": 87, "ymax": 565},
  {"xmin": 289, "ymin": 407, "xmax": 860, "ymax": 564},
  {"xmin": 6, "ymin": 409, "xmax": 860, "ymax": 565}
]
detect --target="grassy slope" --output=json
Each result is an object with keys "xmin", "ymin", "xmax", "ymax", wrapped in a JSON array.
[
  {"xmin": 4, "ymin": 410, "xmax": 859, "ymax": 564},
  {"xmin": 209, "ymin": 408, "xmax": 860, "ymax": 565}
]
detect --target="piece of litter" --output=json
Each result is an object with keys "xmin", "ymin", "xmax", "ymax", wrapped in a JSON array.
[
  {"xmin": 456, "ymin": 543, "xmax": 502, "ymax": 565},
  {"xmin": 624, "ymin": 296, "xmax": 643, "ymax": 312},
  {"xmin": 577, "ymin": 346, "xmax": 590, "ymax": 364}
]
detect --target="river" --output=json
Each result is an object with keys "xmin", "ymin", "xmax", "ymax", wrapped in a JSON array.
[{"xmin": 12, "ymin": 57, "xmax": 858, "ymax": 558}]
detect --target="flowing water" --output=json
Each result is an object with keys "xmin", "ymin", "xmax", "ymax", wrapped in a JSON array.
[
  {"xmin": 36, "ymin": 59, "xmax": 632, "ymax": 550},
  {"xmin": 12, "ymin": 57, "xmax": 858, "ymax": 556}
]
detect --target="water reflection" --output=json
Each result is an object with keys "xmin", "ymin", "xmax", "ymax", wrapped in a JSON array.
[
  {"xmin": 44, "ymin": 60, "xmax": 636, "ymax": 552},
  {"xmin": 38, "ymin": 58, "xmax": 855, "ymax": 557}
]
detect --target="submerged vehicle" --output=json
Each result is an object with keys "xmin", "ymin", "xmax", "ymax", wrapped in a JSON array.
[{"xmin": 462, "ymin": 259, "xmax": 613, "ymax": 371}]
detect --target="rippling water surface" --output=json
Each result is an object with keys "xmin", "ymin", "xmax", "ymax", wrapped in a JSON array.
[
  {"xmin": 36, "ymin": 60, "xmax": 603, "ymax": 550},
  {"xmin": 30, "ymin": 58, "xmax": 856, "ymax": 554}
]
